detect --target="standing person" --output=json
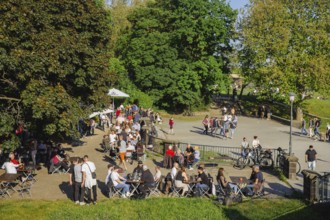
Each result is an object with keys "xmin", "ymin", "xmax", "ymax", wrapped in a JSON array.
[
  {"xmin": 314, "ymin": 119, "xmax": 321, "ymax": 139},
  {"xmin": 89, "ymin": 118, "xmax": 95, "ymax": 135},
  {"xmin": 252, "ymin": 136, "xmax": 261, "ymax": 157},
  {"xmin": 169, "ymin": 117, "xmax": 174, "ymax": 134},
  {"xmin": 202, "ymin": 115, "xmax": 210, "ymax": 135},
  {"xmin": 69, "ymin": 157, "xmax": 77, "ymax": 202},
  {"xmin": 74, "ymin": 158, "xmax": 85, "ymax": 205},
  {"xmin": 305, "ymin": 145, "xmax": 317, "ymax": 171},
  {"xmin": 118, "ymin": 135, "xmax": 127, "ymax": 171},
  {"xmin": 193, "ymin": 146, "xmax": 200, "ymax": 167},
  {"xmin": 81, "ymin": 155, "xmax": 97, "ymax": 205},
  {"xmin": 229, "ymin": 115, "xmax": 237, "ymax": 139},
  {"xmin": 309, "ymin": 118, "xmax": 315, "ymax": 138},
  {"xmin": 241, "ymin": 137, "xmax": 249, "ymax": 157},
  {"xmin": 30, "ymin": 138, "xmax": 38, "ymax": 168},
  {"xmin": 301, "ymin": 118, "xmax": 308, "ymax": 136}
]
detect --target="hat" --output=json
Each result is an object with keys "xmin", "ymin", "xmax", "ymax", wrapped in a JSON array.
[{"xmin": 138, "ymin": 160, "xmax": 143, "ymax": 165}]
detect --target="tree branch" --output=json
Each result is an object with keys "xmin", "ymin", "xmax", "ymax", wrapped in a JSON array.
[{"xmin": 0, "ymin": 97, "xmax": 21, "ymax": 102}]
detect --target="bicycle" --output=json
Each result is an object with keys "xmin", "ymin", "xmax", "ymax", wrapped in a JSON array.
[
  {"xmin": 276, "ymin": 147, "xmax": 301, "ymax": 174},
  {"xmin": 234, "ymin": 147, "xmax": 274, "ymax": 170}
]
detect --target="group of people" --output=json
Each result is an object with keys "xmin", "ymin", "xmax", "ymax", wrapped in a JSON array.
[
  {"xmin": 301, "ymin": 117, "xmax": 328, "ymax": 141},
  {"xmin": 201, "ymin": 107, "xmax": 238, "ymax": 139},
  {"xmin": 164, "ymin": 144, "xmax": 200, "ymax": 170}
]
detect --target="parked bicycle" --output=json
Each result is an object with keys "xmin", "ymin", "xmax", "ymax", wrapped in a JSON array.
[
  {"xmin": 234, "ymin": 146, "xmax": 274, "ymax": 170},
  {"xmin": 276, "ymin": 147, "xmax": 301, "ymax": 174}
]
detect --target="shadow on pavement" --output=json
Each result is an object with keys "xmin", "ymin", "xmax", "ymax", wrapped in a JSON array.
[
  {"xmin": 59, "ymin": 181, "xmax": 73, "ymax": 200},
  {"xmin": 97, "ymin": 180, "xmax": 109, "ymax": 198},
  {"xmin": 266, "ymin": 182, "xmax": 293, "ymax": 197}
]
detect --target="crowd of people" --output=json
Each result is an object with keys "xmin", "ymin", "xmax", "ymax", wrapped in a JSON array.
[
  {"xmin": 199, "ymin": 107, "xmax": 238, "ymax": 139},
  {"xmin": 301, "ymin": 117, "xmax": 330, "ymax": 142}
]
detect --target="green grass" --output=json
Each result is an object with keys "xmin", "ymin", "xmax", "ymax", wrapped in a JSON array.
[{"xmin": 0, "ymin": 198, "xmax": 328, "ymax": 220}]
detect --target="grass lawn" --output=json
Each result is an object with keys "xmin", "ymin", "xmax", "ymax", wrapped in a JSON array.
[
  {"xmin": 0, "ymin": 198, "xmax": 328, "ymax": 220},
  {"xmin": 302, "ymin": 99, "xmax": 330, "ymax": 131}
]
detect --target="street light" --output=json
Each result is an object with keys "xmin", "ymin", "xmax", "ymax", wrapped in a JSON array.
[{"xmin": 288, "ymin": 92, "xmax": 295, "ymax": 155}]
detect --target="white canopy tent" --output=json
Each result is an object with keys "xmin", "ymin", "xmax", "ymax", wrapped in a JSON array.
[{"xmin": 107, "ymin": 88, "xmax": 130, "ymax": 109}]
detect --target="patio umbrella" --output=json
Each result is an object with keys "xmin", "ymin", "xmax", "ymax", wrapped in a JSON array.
[
  {"xmin": 107, "ymin": 88, "xmax": 129, "ymax": 109},
  {"xmin": 89, "ymin": 111, "xmax": 100, "ymax": 119}
]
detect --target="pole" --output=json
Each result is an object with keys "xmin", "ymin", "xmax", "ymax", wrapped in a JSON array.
[{"xmin": 289, "ymin": 100, "xmax": 293, "ymax": 155}]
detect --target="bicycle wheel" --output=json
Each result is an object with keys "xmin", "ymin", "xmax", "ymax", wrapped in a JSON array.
[
  {"xmin": 234, "ymin": 157, "xmax": 247, "ymax": 170},
  {"xmin": 296, "ymin": 161, "xmax": 301, "ymax": 174},
  {"xmin": 259, "ymin": 157, "xmax": 273, "ymax": 168}
]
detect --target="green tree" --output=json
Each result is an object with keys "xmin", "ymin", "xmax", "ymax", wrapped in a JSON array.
[
  {"xmin": 239, "ymin": 0, "xmax": 330, "ymax": 101},
  {"xmin": 116, "ymin": 0, "xmax": 236, "ymax": 111},
  {"xmin": 0, "ymin": 0, "xmax": 115, "ymax": 146}
]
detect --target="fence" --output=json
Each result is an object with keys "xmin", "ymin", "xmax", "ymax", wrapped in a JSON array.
[{"xmin": 150, "ymin": 135, "xmax": 284, "ymax": 167}]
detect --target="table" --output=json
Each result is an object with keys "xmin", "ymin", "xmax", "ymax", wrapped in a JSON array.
[
  {"xmin": 126, "ymin": 180, "xmax": 143, "ymax": 195},
  {"xmin": 230, "ymin": 176, "xmax": 250, "ymax": 196},
  {"xmin": 0, "ymin": 173, "xmax": 21, "ymax": 197},
  {"xmin": 185, "ymin": 180, "xmax": 199, "ymax": 195}
]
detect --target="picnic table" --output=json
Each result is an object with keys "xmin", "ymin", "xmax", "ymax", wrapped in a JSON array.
[
  {"xmin": 126, "ymin": 180, "xmax": 144, "ymax": 195},
  {"xmin": 230, "ymin": 176, "xmax": 250, "ymax": 197}
]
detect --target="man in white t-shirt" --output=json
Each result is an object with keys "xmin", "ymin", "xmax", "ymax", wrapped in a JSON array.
[
  {"xmin": 109, "ymin": 130, "xmax": 117, "ymax": 148},
  {"xmin": 111, "ymin": 167, "xmax": 130, "ymax": 198},
  {"xmin": 1, "ymin": 158, "xmax": 19, "ymax": 174},
  {"xmin": 81, "ymin": 155, "xmax": 97, "ymax": 205}
]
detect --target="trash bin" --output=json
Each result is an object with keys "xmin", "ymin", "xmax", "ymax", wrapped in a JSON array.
[
  {"xmin": 318, "ymin": 172, "xmax": 330, "ymax": 202},
  {"xmin": 302, "ymin": 170, "xmax": 322, "ymax": 202}
]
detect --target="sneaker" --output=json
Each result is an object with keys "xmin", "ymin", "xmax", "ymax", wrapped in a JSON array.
[
  {"xmin": 126, "ymin": 192, "xmax": 131, "ymax": 197},
  {"xmin": 79, "ymin": 202, "xmax": 85, "ymax": 206},
  {"xmin": 121, "ymin": 195, "xmax": 127, "ymax": 199},
  {"xmin": 93, "ymin": 201, "xmax": 97, "ymax": 205},
  {"xmin": 75, "ymin": 201, "xmax": 79, "ymax": 205}
]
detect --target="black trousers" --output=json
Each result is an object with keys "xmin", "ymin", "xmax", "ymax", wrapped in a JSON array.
[
  {"xmin": 86, "ymin": 185, "xmax": 97, "ymax": 203},
  {"xmin": 74, "ymin": 182, "xmax": 85, "ymax": 202}
]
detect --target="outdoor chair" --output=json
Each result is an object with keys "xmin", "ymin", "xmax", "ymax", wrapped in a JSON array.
[
  {"xmin": 147, "ymin": 177, "xmax": 163, "ymax": 198},
  {"xmin": 107, "ymin": 180, "xmax": 122, "ymax": 198},
  {"xmin": 17, "ymin": 179, "xmax": 32, "ymax": 198},
  {"xmin": 0, "ymin": 183, "xmax": 11, "ymax": 198},
  {"xmin": 170, "ymin": 179, "xmax": 186, "ymax": 198}
]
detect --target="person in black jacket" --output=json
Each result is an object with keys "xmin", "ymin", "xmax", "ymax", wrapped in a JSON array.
[{"xmin": 138, "ymin": 165, "xmax": 155, "ymax": 198}]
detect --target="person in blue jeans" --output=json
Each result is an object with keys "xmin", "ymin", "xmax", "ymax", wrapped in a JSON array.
[
  {"xmin": 111, "ymin": 167, "xmax": 131, "ymax": 198},
  {"xmin": 195, "ymin": 167, "xmax": 209, "ymax": 196}
]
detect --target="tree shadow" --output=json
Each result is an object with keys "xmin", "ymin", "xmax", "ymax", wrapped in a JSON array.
[
  {"xmin": 103, "ymin": 155, "xmax": 117, "ymax": 165},
  {"xmin": 265, "ymin": 182, "xmax": 293, "ymax": 197},
  {"xmin": 275, "ymin": 202, "xmax": 330, "ymax": 220},
  {"xmin": 59, "ymin": 181, "xmax": 74, "ymax": 200},
  {"xmin": 222, "ymin": 207, "xmax": 250, "ymax": 220}
]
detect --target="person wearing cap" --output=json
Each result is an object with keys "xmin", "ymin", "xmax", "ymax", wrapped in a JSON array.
[
  {"xmin": 138, "ymin": 165, "xmax": 155, "ymax": 198},
  {"xmin": 133, "ymin": 161, "xmax": 144, "ymax": 175}
]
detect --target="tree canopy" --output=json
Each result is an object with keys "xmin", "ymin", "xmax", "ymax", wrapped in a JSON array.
[
  {"xmin": 0, "ymin": 0, "xmax": 115, "ymax": 148},
  {"xmin": 238, "ymin": 0, "xmax": 330, "ymax": 101},
  {"xmin": 116, "ymin": 0, "xmax": 236, "ymax": 111}
]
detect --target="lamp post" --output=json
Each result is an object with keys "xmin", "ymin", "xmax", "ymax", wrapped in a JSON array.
[{"xmin": 288, "ymin": 92, "xmax": 295, "ymax": 155}]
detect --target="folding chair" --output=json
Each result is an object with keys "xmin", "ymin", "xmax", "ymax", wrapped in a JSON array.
[
  {"xmin": 0, "ymin": 183, "xmax": 11, "ymax": 198},
  {"xmin": 170, "ymin": 179, "xmax": 185, "ymax": 197},
  {"xmin": 147, "ymin": 177, "xmax": 163, "ymax": 198},
  {"xmin": 107, "ymin": 180, "xmax": 123, "ymax": 198},
  {"xmin": 17, "ymin": 180, "xmax": 32, "ymax": 198}
]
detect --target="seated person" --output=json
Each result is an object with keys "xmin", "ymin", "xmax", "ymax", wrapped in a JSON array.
[
  {"xmin": 49, "ymin": 153, "xmax": 69, "ymax": 173},
  {"xmin": 174, "ymin": 149, "xmax": 184, "ymax": 165},
  {"xmin": 1, "ymin": 158, "xmax": 20, "ymax": 174},
  {"xmin": 138, "ymin": 165, "xmax": 156, "ymax": 198},
  {"xmin": 216, "ymin": 167, "xmax": 238, "ymax": 194},
  {"xmin": 165, "ymin": 145, "xmax": 175, "ymax": 157},
  {"xmin": 133, "ymin": 161, "xmax": 144, "ymax": 176},
  {"xmin": 111, "ymin": 166, "xmax": 130, "ymax": 198},
  {"xmin": 186, "ymin": 152, "xmax": 195, "ymax": 170},
  {"xmin": 174, "ymin": 167, "xmax": 189, "ymax": 196},
  {"xmin": 194, "ymin": 167, "xmax": 209, "ymax": 196},
  {"xmin": 154, "ymin": 166, "xmax": 162, "ymax": 182},
  {"xmin": 109, "ymin": 130, "xmax": 118, "ymax": 149},
  {"xmin": 246, "ymin": 165, "xmax": 264, "ymax": 195},
  {"xmin": 165, "ymin": 162, "xmax": 179, "ymax": 194},
  {"xmin": 9, "ymin": 152, "xmax": 19, "ymax": 165},
  {"xmin": 105, "ymin": 164, "xmax": 114, "ymax": 186},
  {"xmin": 185, "ymin": 144, "xmax": 195, "ymax": 156}
]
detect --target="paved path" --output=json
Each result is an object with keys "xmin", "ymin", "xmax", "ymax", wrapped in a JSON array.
[{"xmin": 158, "ymin": 115, "xmax": 330, "ymax": 192}]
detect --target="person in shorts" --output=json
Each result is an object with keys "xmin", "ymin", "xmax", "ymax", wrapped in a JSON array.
[
  {"xmin": 305, "ymin": 145, "xmax": 317, "ymax": 171},
  {"xmin": 118, "ymin": 135, "xmax": 127, "ymax": 170}
]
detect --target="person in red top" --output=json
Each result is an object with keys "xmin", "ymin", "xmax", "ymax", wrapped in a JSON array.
[
  {"xmin": 9, "ymin": 152, "xmax": 19, "ymax": 165},
  {"xmin": 169, "ymin": 117, "xmax": 174, "ymax": 134},
  {"xmin": 115, "ymin": 107, "xmax": 121, "ymax": 118},
  {"xmin": 166, "ymin": 145, "xmax": 175, "ymax": 157}
]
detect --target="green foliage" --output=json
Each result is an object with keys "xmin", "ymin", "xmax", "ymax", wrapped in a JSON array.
[
  {"xmin": 0, "ymin": 0, "xmax": 116, "ymax": 142},
  {"xmin": 116, "ymin": 0, "xmax": 236, "ymax": 112},
  {"xmin": 239, "ymin": 0, "xmax": 330, "ymax": 102}
]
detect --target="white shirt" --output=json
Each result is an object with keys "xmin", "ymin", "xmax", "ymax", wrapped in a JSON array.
[
  {"xmin": 111, "ymin": 171, "xmax": 120, "ymax": 186},
  {"xmin": 252, "ymin": 139, "xmax": 260, "ymax": 148},
  {"xmin": 154, "ymin": 170, "xmax": 161, "ymax": 181},
  {"xmin": 109, "ymin": 134, "xmax": 117, "ymax": 143},
  {"xmin": 171, "ymin": 167, "xmax": 177, "ymax": 179},
  {"xmin": 82, "ymin": 161, "xmax": 96, "ymax": 188},
  {"xmin": 2, "ymin": 162, "xmax": 19, "ymax": 174},
  {"xmin": 126, "ymin": 144, "xmax": 135, "ymax": 157}
]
